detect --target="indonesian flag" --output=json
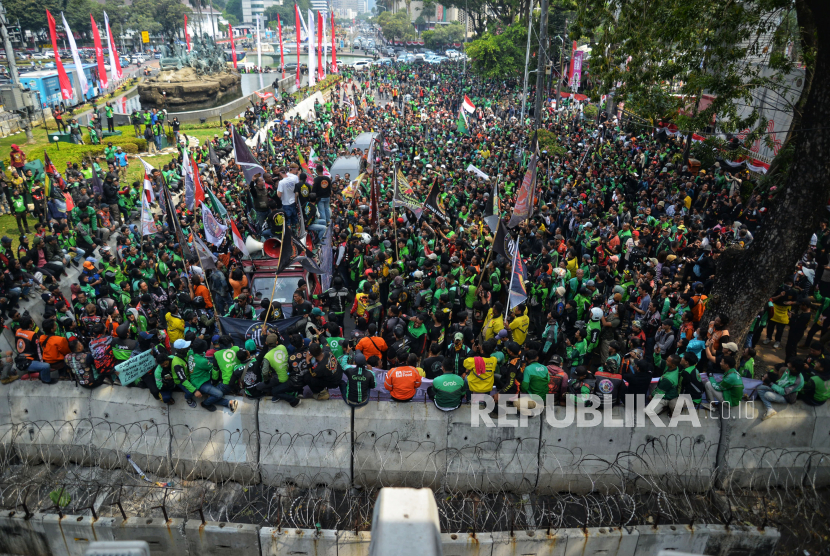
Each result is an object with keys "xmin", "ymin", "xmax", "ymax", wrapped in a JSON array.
[
  {"xmin": 462, "ymin": 95, "xmax": 476, "ymax": 113},
  {"xmin": 104, "ymin": 11, "xmax": 123, "ymax": 81},
  {"xmin": 139, "ymin": 157, "xmax": 156, "ymax": 202},
  {"xmin": 746, "ymin": 159, "xmax": 770, "ymax": 174},
  {"xmin": 231, "ymin": 219, "xmax": 250, "ymax": 258},
  {"xmin": 347, "ymin": 98, "xmax": 357, "ymax": 122},
  {"xmin": 692, "ymin": 133, "xmax": 706, "ymax": 142}
]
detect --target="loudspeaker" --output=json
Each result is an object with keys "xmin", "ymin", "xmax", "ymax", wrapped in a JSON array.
[
  {"xmin": 263, "ymin": 238, "xmax": 282, "ymax": 258},
  {"xmin": 245, "ymin": 236, "xmax": 265, "ymax": 255}
]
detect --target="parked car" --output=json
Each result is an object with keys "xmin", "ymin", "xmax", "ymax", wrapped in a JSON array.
[
  {"xmin": 153, "ymin": 53, "xmax": 162, "ymax": 59},
  {"xmin": 375, "ymin": 57, "xmax": 393, "ymax": 66},
  {"xmin": 352, "ymin": 60, "xmax": 373, "ymax": 70}
]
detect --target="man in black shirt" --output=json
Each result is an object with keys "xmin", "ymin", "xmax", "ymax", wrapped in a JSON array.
[{"xmin": 312, "ymin": 164, "xmax": 332, "ymax": 224}]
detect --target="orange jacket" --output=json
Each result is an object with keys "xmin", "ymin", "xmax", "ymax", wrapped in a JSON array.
[
  {"xmin": 40, "ymin": 335, "xmax": 71, "ymax": 365},
  {"xmin": 384, "ymin": 366, "xmax": 422, "ymax": 401}
]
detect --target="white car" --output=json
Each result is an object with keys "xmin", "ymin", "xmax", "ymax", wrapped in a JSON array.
[
  {"xmin": 445, "ymin": 49, "xmax": 459, "ymax": 58},
  {"xmin": 352, "ymin": 60, "xmax": 373, "ymax": 70}
]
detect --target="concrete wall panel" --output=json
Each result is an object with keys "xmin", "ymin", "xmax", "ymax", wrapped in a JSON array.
[
  {"xmin": 258, "ymin": 400, "xmax": 351, "ymax": 489},
  {"xmin": 89, "ymin": 388, "xmax": 172, "ymax": 474},
  {"xmin": 633, "ymin": 524, "xmax": 710, "ymax": 555},
  {"xmin": 441, "ymin": 532, "xmax": 494, "ymax": 556},
  {"xmin": 353, "ymin": 401, "xmax": 449, "ymax": 489},
  {"xmin": 184, "ymin": 520, "xmax": 260, "ymax": 556},
  {"xmin": 703, "ymin": 524, "xmax": 780, "ymax": 556},
  {"xmin": 562, "ymin": 526, "xmax": 638, "ymax": 556},
  {"xmin": 39, "ymin": 515, "xmax": 119, "ymax": 556},
  {"xmin": 110, "ymin": 517, "xmax": 189, "ymax": 555},
  {"xmin": 167, "ymin": 393, "xmax": 259, "ymax": 484},
  {"xmin": 0, "ymin": 511, "xmax": 50, "ymax": 556},
  {"xmin": 491, "ymin": 530, "xmax": 567, "ymax": 556},
  {"xmin": 260, "ymin": 527, "xmax": 339, "ymax": 556}
]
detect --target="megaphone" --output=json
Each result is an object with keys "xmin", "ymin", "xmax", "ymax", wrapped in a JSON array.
[
  {"xmin": 245, "ymin": 236, "xmax": 265, "ymax": 255},
  {"xmin": 263, "ymin": 238, "xmax": 282, "ymax": 259}
]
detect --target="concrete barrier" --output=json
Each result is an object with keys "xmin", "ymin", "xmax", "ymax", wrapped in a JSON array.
[
  {"xmin": 445, "ymin": 405, "xmax": 542, "ymax": 493},
  {"xmin": 257, "ymin": 400, "xmax": 351, "ymax": 489},
  {"xmin": 353, "ymin": 401, "xmax": 449, "ymax": 489},
  {"xmin": 633, "ymin": 524, "xmax": 711, "ymax": 555},
  {"xmin": 7, "ymin": 382, "xmax": 93, "ymax": 465},
  {"xmin": 260, "ymin": 527, "xmax": 339, "ymax": 556},
  {"xmin": 720, "ymin": 401, "xmax": 826, "ymax": 489},
  {"xmin": 704, "ymin": 524, "xmax": 780, "ymax": 556},
  {"xmin": 89, "ymin": 387, "xmax": 172, "ymax": 474},
  {"xmin": 0, "ymin": 511, "xmax": 50, "ymax": 556},
  {"xmin": 170, "ymin": 86, "xmax": 277, "ymax": 123},
  {"xmin": 167, "ymin": 392, "xmax": 259, "ymax": 484},
  {"xmin": 184, "ymin": 520, "xmax": 261, "ymax": 556},
  {"xmin": 109, "ymin": 517, "xmax": 188, "ymax": 554},
  {"xmin": 538, "ymin": 405, "xmax": 632, "ymax": 494},
  {"xmin": 38, "ymin": 515, "xmax": 119, "ymax": 556}
]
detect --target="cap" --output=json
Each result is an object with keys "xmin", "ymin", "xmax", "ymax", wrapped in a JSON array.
[
  {"xmin": 449, "ymin": 256, "xmax": 460, "ymax": 264},
  {"xmin": 722, "ymin": 342, "xmax": 739, "ymax": 353},
  {"xmin": 496, "ymin": 329, "xmax": 509, "ymax": 339},
  {"xmin": 83, "ymin": 261, "xmax": 95, "ymax": 270},
  {"xmin": 312, "ymin": 307, "xmax": 324, "ymax": 316},
  {"xmin": 173, "ymin": 339, "xmax": 191, "ymax": 349},
  {"xmin": 454, "ymin": 332, "xmax": 464, "ymax": 342}
]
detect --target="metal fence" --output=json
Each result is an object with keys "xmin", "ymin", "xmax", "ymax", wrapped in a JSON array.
[{"xmin": 0, "ymin": 420, "xmax": 826, "ymax": 556}]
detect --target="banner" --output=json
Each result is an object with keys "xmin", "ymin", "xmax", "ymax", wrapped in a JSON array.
[
  {"xmin": 507, "ymin": 153, "xmax": 538, "ymax": 228},
  {"xmin": 62, "ymin": 12, "xmax": 88, "ymax": 101},
  {"xmin": 140, "ymin": 197, "xmax": 159, "ymax": 236},
  {"xmin": 114, "ymin": 349, "xmax": 156, "ymax": 383},
  {"xmin": 46, "ymin": 11, "xmax": 73, "ymax": 100},
  {"xmin": 139, "ymin": 157, "xmax": 155, "ymax": 202},
  {"xmin": 255, "ymin": 91, "xmax": 274, "ymax": 100},
  {"xmin": 320, "ymin": 222, "xmax": 333, "ymax": 292},
  {"xmin": 571, "ymin": 50, "xmax": 584, "ymax": 89},
  {"xmin": 316, "ymin": 11, "xmax": 324, "ymax": 81},
  {"xmin": 278, "ymin": 15, "xmax": 285, "ymax": 79},
  {"xmin": 202, "ymin": 204, "xmax": 228, "ymax": 246},
  {"xmin": 506, "ymin": 249, "xmax": 528, "ymax": 313},
  {"xmin": 392, "ymin": 166, "xmax": 423, "ymax": 218},
  {"xmin": 229, "ymin": 25, "xmax": 238, "ymax": 69},
  {"xmin": 90, "ymin": 15, "xmax": 108, "ymax": 89},
  {"xmin": 277, "ymin": 219, "xmax": 301, "ymax": 273},
  {"xmin": 295, "ymin": 4, "xmax": 301, "ymax": 88},
  {"xmin": 466, "ymin": 164, "xmax": 489, "ymax": 181},
  {"xmin": 104, "ymin": 12, "xmax": 123, "ymax": 81},
  {"xmin": 232, "ymin": 125, "xmax": 265, "ymax": 181},
  {"xmin": 331, "ymin": 12, "xmax": 338, "ymax": 74},
  {"xmin": 185, "ymin": 14, "xmax": 191, "ymax": 51},
  {"xmin": 423, "ymin": 177, "xmax": 447, "ymax": 223},
  {"xmin": 193, "ymin": 234, "xmax": 218, "ymax": 270},
  {"xmin": 218, "ymin": 316, "xmax": 303, "ymax": 348},
  {"xmin": 307, "ymin": 8, "xmax": 316, "ymax": 87}
]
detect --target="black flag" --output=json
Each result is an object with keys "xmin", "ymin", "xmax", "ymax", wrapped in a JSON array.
[
  {"xmin": 492, "ymin": 220, "xmax": 516, "ymax": 261},
  {"xmin": 423, "ymin": 177, "xmax": 447, "ymax": 224},
  {"xmin": 232, "ymin": 125, "xmax": 266, "ymax": 182},
  {"xmin": 276, "ymin": 220, "xmax": 304, "ymax": 274}
]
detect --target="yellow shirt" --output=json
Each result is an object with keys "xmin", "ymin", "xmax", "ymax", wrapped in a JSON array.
[
  {"xmin": 166, "ymin": 313, "xmax": 185, "ymax": 343},
  {"xmin": 482, "ymin": 308, "xmax": 505, "ymax": 341},
  {"xmin": 354, "ymin": 293, "xmax": 369, "ymax": 317},
  {"xmin": 463, "ymin": 356, "xmax": 497, "ymax": 393},
  {"xmin": 566, "ymin": 257, "xmax": 579, "ymax": 275},
  {"xmin": 508, "ymin": 314, "xmax": 530, "ymax": 345}
]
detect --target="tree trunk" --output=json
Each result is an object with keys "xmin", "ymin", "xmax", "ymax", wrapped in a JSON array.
[{"xmin": 700, "ymin": 0, "xmax": 828, "ymax": 343}]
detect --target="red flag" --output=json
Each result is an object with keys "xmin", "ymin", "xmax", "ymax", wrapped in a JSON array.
[
  {"xmin": 46, "ymin": 10, "xmax": 73, "ymax": 100},
  {"xmin": 184, "ymin": 14, "xmax": 191, "ymax": 51},
  {"xmin": 44, "ymin": 152, "xmax": 57, "ymax": 175},
  {"xmin": 229, "ymin": 25, "xmax": 238, "ymax": 69},
  {"xmin": 191, "ymin": 154, "xmax": 205, "ymax": 207},
  {"xmin": 295, "ymin": 4, "xmax": 301, "ymax": 88},
  {"xmin": 277, "ymin": 14, "xmax": 285, "ymax": 79},
  {"xmin": 105, "ymin": 13, "xmax": 123, "ymax": 80},
  {"xmin": 331, "ymin": 12, "xmax": 338, "ymax": 74},
  {"xmin": 90, "ymin": 15, "xmax": 108, "ymax": 89},
  {"xmin": 64, "ymin": 192, "xmax": 75, "ymax": 212},
  {"xmin": 316, "ymin": 11, "xmax": 323, "ymax": 81}
]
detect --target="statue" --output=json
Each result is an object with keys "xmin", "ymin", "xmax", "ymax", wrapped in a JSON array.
[{"xmin": 158, "ymin": 34, "xmax": 234, "ymax": 76}]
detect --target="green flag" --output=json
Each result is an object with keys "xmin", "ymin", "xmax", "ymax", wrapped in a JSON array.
[
  {"xmin": 457, "ymin": 110, "xmax": 468, "ymax": 134},
  {"xmin": 207, "ymin": 189, "xmax": 228, "ymax": 221}
]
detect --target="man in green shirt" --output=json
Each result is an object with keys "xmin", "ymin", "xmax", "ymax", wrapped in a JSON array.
[
  {"xmin": 104, "ymin": 142, "xmax": 117, "ymax": 165},
  {"xmin": 260, "ymin": 334, "xmax": 299, "ymax": 405},
  {"xmin": 651, "ymin": 352, "xmax": 681, "ymax": 414},
  {"xmin": 428, "ymin": 358, "xmax": 466, "ymax": 411},
  {"xmin": 704, "ymin": 355, "xmax": 744, "ymax": 409},
  {"xmin": 520, "ymin": 349, "xmax": 550, "ymax": 398},
  {"xmin": 105, "ymin": 103, "xmax": 115, "ymax": 132},
  {"xmin": 185, "ymin": 338, "xmax": 238, "ymax": 412},
  {"xmin": 214, "ymin": 335, "xmax": 241, "ymax": 387}
]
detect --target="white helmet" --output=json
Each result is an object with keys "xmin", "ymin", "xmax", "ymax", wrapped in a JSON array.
[{"xmin": 590, "ymin": 307, "xmax": 603, "ymax": 321}]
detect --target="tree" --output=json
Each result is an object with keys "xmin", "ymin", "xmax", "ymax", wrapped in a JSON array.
[
  {"xmin": 224, "ymin": 0, "xmax": 244, "ymax": 23},
  {"xmin": 377, "ymin": 11, "xmax": 417, "ymax": 41},
  {"xmin": 264, "ymin": 0, "xmax": 311, "ymax": 26},
  {"xmin": 465, "ymin": 21, "xmax": 527, "ymax": 78},
  {"xmin": 5, "ymin": 0, "xmax": 62, "ymax": 36},
  {"xmin": 424, "ymin": 21, "xmax": 464, "ymax": 49},
  {"xmin": 578, "ymin": 0, "xmax": 830, "ymax": 344}
]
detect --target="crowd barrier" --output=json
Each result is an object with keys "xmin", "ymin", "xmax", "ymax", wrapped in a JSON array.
[
  {"xmin": 0, "ymin": 510, "xmax": 780, "ymax": 556},
  {"xmin": 1, "ymin": 381, "xmax": 829, "ymax": 494}
]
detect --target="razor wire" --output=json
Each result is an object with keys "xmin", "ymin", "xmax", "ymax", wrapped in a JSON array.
[{"xmin": 0, "ymin": 420, "xmax": 827, "ymax": 556}]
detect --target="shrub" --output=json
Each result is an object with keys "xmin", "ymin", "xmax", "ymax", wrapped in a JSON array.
[{"xmin": 583, "ymin": 104, "xmax": 599, "ymax": 119}]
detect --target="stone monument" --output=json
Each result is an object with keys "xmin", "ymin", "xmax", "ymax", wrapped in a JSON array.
[{"xmin": 138, "ymin": 34, "xmax": 242, "ymax": 111}]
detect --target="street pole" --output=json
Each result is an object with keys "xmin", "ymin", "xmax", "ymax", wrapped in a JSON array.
[
  {"xmin": 532, "ymin": 0, "xmax": 548, "ymax": 133},
  {"xmin": 462, "ymin": 0, "xmax": 468, "ymax": 74},
  {"xmin": 0, "ymin": 0, "xmax": 34, "ymax": 142},
  {"xmin": 519, "ymin": 0, "xmax": 534, "ymax": 123},
  {"xmin": 555, "ymin": 19, "xmax": 566, "ymax": 123}
]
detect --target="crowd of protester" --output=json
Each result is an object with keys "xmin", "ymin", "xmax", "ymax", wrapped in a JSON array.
[{"xmin": 1, "ymin": 58, "xmax": 828, "ymax": 420}]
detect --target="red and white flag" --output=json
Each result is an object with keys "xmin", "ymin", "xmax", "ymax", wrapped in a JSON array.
[
  {"xmin": 104, "ymin": 12, "xmax": 123, "ymax": 81},
  {"xmin": 231, "ymin": 220, "xmax": 250, "ymax": 258},
  {"xmin": 46, "ymin": 10, "xmax": 73, "ymax": 100},
  {"xmin": 139, "ymin": 157, "xmax": 156, "ymax": 202},
  {"xmin": 462, "ymin": 95, "xmax": 476, "ymax": 113}
]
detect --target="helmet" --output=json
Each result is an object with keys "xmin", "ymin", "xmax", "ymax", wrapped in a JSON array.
[
  {"xmin": 604, "ymin": 358, "xmax": 619, "ymax": 372},
  {"xmin": 192, "ymin": 296, "xmax": 206, "ymax": 309},
  {"xmin": 590, "ymin": 307, "xmax": 603, "ymax": 321},
  {"xmin": 177, "ymin": 292, "xmax": 191, "ymax": 306},
  {"xmin": 549, "ymin": 354, "xmax": 563, "ymax": 366},
  {"xmin": 104, "ymin": 271, "xmax": 116, "ymax": 281},
  {"xmin": 183, "ymin": 311, "xmax": 196, "ymax": 321}
]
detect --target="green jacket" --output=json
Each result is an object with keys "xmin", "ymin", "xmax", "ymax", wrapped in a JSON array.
[
  {"xmin": 432, "ymin": 373, "xmax": 466, "ymax": 409},
  {"xmin": 187, "ymin": 352, "xmax": 217, "ymax": 390},
  {"xmin": 653, "ymin": 368, "xmax": 680, "ymax": 400},
  {"xmin": 711, "ymin": 368, "xmax": 743, "ymax": 405},
  {"xmin": 521, "ymin": 362, "xmax": 550, "ymax": 398}
]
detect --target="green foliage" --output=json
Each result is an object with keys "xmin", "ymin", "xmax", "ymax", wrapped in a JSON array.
[
  {"xmin": 537, "ymin": 129, "xmax": 566, "ymax": 156},
  {"xmin": 49, "ymin": 489, "xmax": 71, "ymax": 508},
  {"xmin": 224, "ymin": 0, "xmax": 244, "ymax": 22},
  {"xmin": 264, "ymin": 0, "xmax": 311, "ymax": 27},
  {"xmin": 377, "ymin": 11, "xmax": 417, "ymax": 41},
  {"xmin": 424, "ymin": 21, "xmax": 464, "ymax": 49},
  {"xmin": 465, "ymin": 22, "xmax": 526, "ymax": 79},
  {"xmin": 582, "ymin": 104, "xmax": 598, "ymax": 119},
  {"xmin": 689, "ymin": 136, "xmax": 727, "ymax": 170},
  {"xmin": 623, "ymin": 85, "xmax": 681, "ymax": 125}
]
